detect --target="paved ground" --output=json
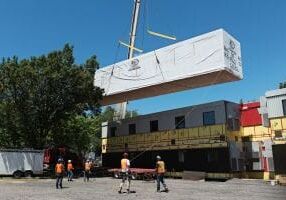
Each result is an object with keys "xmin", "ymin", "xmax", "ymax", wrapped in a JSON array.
[{"xmin": 0, "ymin": 177, "xmax": 285, "ymax": 200}]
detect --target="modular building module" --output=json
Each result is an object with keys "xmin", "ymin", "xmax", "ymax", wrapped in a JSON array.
[
  {"xmin": 102, "ymin": 100, "xmax": 241, "ymax": 176},
  {"xmin": 101, "ymin": 97, "xmax": 286, "ymax": 180},
  {"xmin": 95, "ymin": 29, "xmax": 243, "ymax": 105}
]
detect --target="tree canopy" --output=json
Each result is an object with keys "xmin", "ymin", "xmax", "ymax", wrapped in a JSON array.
[{"xmin": 0, "ymin": 44, "xmax": 102, "ymax": 151}]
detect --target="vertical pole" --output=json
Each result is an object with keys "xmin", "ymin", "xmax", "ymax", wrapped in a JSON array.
[{"xmin": 117, "ymin": 0, "xmax": 141, "ymax": 120}]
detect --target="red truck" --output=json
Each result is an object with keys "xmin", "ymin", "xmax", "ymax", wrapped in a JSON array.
[{"xmin": 43, "ymin": 146, "xmax": 84, "ymax": 176}]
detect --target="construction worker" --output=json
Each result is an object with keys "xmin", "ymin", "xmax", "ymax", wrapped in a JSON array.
[
  {"xmin": 118, "ymin": 152, "xmax": 131, "ymax": 194},
  {"xmin": 55, "ymin": 158, "xmax": 65, "ymax": 189},
  {"xmin": 84, "ymin": 159, "xmax": 92, "ymax": 182},
  {"xmin": 155, "ymin": 155, "xmax": 168, "ymax": 192},
  {"xmin": 67, "ymin": 160, "xmax": 74, "ymax": 181}
]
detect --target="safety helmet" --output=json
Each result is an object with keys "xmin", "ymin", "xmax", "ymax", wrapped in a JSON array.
[
  {"xmin": 156, "ymin": 155, "xmax": 161, "ymax": 160},
  {"xmin": 68, "ymin": 160, "xmax": 71, "ymax": 163}
]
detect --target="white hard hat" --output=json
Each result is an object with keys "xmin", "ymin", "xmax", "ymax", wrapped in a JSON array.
[
  {"xmin": 68, "ymin": 160, "xmax": 71, "ymax": 163},
  {"xmin": 156, "ymin": 155, "xmax": 161, "ymax": 160}
]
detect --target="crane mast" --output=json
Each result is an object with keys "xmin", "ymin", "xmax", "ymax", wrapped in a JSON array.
[{"xmin": 115, "ymin": 0, "xmax": 141, "ymax": 120}]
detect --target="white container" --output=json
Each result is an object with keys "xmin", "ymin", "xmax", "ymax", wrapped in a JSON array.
[
  {"xmin": 0, "ymin": 149, "xmax": 44, "ymax": 177},
  {"xmin": 95, "ymin": 29, "xmax": 243, "ymax": 105}
]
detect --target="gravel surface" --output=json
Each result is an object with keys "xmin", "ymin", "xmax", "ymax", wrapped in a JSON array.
[{"xmin": 0, "ymin": 177, "xmax": 285, "ymax": 200}]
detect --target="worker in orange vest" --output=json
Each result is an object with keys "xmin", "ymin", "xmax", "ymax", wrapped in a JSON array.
[
  {"xmin": 84, "ymin": 159, "xmax": 92, "ymax": 182},
  {"xmin": 55, "ymin": 158, "xmax": 65, "ymax": 189},
  {"xmin": 118, "ymin": 152, "xmax": 131, "ymax": 194},
  {"xmin": 155, "ymin": 155, "xmax": 168, "ymax": 192},
  {"xmin": 67, "ymin": 160, "xmax": 74, "ymax": 182}
]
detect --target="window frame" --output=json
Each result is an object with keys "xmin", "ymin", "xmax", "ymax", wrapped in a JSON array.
[
  {"xmin": 282, "ymin": 99, "xmax": 286, "ymax": 116},
  {"xmin": 128, "ymin": 123, "xmax": 136, "ymax": 135},
  {"xmin": 110, "ymin": 127, "xmax": 117, "ymax": 137},
  {"xmin": 175, "ymin": 115, "xmax": 185, "ymax": 129},
  {"xmin": 203, "ymin": 111, "xmax": 216, "ymax": 126},
  {"xmin": 150, "ymin": 120, "xmax": 159, "ymax": 132}
]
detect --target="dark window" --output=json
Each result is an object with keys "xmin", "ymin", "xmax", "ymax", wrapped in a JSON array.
[
  {"xmin": 203, "ymin": 111, "xmax": 215, "ymax": 125},
  {"xmin": 175, "ymin": 116, "xmax": 185, "ymax": 129},
  {"xmin": 275, "ymin": 130, "xmax": 282, "ymax": 138},
  {"xmin": 110, "ymin": 127, "xmax": 117, "ymax": 137},
  {"xmin": 129, "ymin": 123, "xmax": 136, "ymax": 135},
  {"xmin": 283, "ymin": 99, "xmax": 286, "ymax": 116},
  {"xmin": 150, "ymin": 120, "xmax": 158, "ymax": 132}
]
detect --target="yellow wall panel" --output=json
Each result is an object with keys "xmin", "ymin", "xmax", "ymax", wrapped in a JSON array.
[
  {"xmin": 254, "ymin": 126, "xmax": 271, "ymax": 138},
  {"xmin": 243, "ymin": 127, "xmax": 255, "ymax": 136},
  {"xmin": 136, "ymin": 134, "xmax": 145, "ymax": 143},
  {"xmin": 271, "ymin": 119, "xmax": 282, "ymax": 130},
  {"xmin": 199, "ymin": 126, "xmax": 210, "ymax": 137},
  {"xmin": 117, "ymin": 136, "xmax": 124, "ymax": 144},
  {"xmin": 210, "ymin": 125, "xmax": 223, "ymax": 136},
  {"xmin": 145, "ymin": 133, "xmax": 155, "ymax": 142},
  {"xmin": 189, "ymin": 128, "xmax": 199, "ymax": 138},
  {"xmin": 281, "ymin": 118, "xmax": 286, "ymax": 130},
  {"xmin": 154, "ymin": 132, "xmax": 161, "ymax": 141},
  {"xmin": 169, "ymin": 130, "xmax": 179, "ymax": 140},
  {"xmin": 161, "ymin": 131, "xmax": 169, "ymax": 141}
]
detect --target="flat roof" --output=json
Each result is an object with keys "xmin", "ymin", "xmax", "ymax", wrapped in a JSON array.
[
  {"xmin": 110, "ymin": 100, "xmax": 237, "ymax": 124},
  {"xmin": 265, "ymin": 88, "xmax": 286, "ymax": 98}
]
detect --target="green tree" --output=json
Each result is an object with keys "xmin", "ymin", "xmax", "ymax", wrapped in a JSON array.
[
  {"xmin": 0, "ymin": 44, "xmax": 102, "ymax": 149},
  {"xmin": 60, "ymin": 115, "xmax": 102, "ymax": 156}
]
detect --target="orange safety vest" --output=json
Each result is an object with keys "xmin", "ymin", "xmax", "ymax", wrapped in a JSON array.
[
  {"xmin": 85, "ymin": 162, "xmax": 91, "ymax": 171},
  {"xmin": 121, "ymin": 158, "xmax": 129, "ymax": 170},
  {"xmin": 55, "ymin": 163, "xmax": 64, "ymax": 174},
  {"xmin": 156, "ymin": 161, "xmax": 165, "ymax": 174},
  {"xmin": 67, "ymin": 163, "xmax": 74, "ymax": 171}
]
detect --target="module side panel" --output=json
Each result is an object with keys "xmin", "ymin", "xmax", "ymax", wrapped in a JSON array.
[{"xmin": 95, "ymin": 29, "xmax": 242, "ymax": 105}]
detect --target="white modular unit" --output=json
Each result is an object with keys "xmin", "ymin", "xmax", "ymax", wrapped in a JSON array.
[
  {"xmin": 95, "ymin": 29, "xmax": 243, "ymax": 105},
  {"xmin": 0, "ymin": 149, "xmax": 44, "ymax": 176}
]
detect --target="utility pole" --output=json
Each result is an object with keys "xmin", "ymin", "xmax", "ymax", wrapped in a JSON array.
[{"xmin": 115, "ymin": 0, "xmax": 141, "ymax": 120}]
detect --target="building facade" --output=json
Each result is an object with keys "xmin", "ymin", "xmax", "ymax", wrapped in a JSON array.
[
  {"xmin": 260, "ymin": 88, "xmax": 286, "ymax": 178},
  {"xmin": 101, "ymin": 88, "xmax": 286, "ymax": 180}
]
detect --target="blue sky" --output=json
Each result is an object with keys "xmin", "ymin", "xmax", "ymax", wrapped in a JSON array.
[{"xmin": 0, "ymin": 0, "xmax": 286, "ymax": 114}]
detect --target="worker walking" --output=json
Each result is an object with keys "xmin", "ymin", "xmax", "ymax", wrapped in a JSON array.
[
  {"xmin": 55, "ymin": 158, "xmax": 65, "ymax": 189},
  {"xmin": 84, "ymin": 159, "xmax": 92, "ymax": 182},
  {"xmin": 67, "ymin": 160, "xmax": 74, "ymax": 181},
  {"xmin": 118, "ymin": 152, "xmax": 131, "ymax": 194},
  {"xmin": 155, "ymin": 155, "xmax": 169, "ymax": 192}
]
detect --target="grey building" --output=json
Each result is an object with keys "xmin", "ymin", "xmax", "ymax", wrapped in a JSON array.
[
  {"xmin": 260, "ymin": 88, "xmax": 286, "ymax": 121},
  {"xmin": 102, "ymin": 100, "xmax": 240, "ymax": 138}
]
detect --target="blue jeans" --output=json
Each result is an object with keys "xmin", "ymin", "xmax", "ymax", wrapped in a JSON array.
[
  {"xmin": 157, "ymin": 174, "xmax": 168, "ymax": 191},
  {"xmin": 67, "ymin": 170, "xmax": 73, "ymax": 181}
]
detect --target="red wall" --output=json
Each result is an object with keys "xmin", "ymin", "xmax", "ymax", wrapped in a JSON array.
[{"xmin": 240, "ymin": 102, "xmax": 262, "ymax": 127}]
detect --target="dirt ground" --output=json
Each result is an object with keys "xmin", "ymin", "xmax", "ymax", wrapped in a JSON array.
[{"xmin": 0, "ymin": 177, "xmax": 285, "ymax": 200}]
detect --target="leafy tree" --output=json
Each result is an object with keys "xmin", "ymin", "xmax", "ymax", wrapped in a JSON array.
[
  {"xmin": 126, "ymin": 109, "xmax": 139, "ymax": 118},
  {"xmin": 100, "ymin": 106, "xmax": 139, "ymax": 122},
  {"xmin": 59, "ymin": 115, "xmax": 102, "ymax": 156},
  {"xmin": 0, "ymin": 44, "xmax": 102, "ymax": 149}
]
